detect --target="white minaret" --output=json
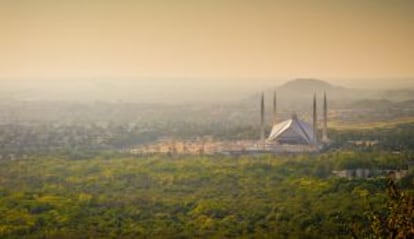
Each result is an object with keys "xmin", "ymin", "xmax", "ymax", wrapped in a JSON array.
[
  {"xmin": 322, "ymin": 92, "xmax": 329, "ymax": 143},
  {"xmin": 313, "ymin": 94, "xmax": 318, "ymax": 144},
  {"xmin": 260, "ymin": 92, "xmax": 265, "ymax": 143},
  {"xmin": 273, "ymin": 90, "xmax": 277, "ymax": 125}
]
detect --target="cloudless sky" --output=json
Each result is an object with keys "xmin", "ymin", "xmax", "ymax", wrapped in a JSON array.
[{"xmin": 1, "ymin": 0, "xmax": 414, "ymax": 88}]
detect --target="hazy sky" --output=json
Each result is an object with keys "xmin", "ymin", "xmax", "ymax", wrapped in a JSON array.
[{"xmin": 1, "ymin": 0, "xmax": 414, "ymax": 87}]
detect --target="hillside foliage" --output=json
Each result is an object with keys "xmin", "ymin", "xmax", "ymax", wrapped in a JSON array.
[{"xmin": 0, "ymin": 152, "xmax": 413, "ymax": 238}]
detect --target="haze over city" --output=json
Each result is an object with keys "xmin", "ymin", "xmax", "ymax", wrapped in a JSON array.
[{"xmin": 1, "ymin": 0, "xmax": 414, "ymax": 103}]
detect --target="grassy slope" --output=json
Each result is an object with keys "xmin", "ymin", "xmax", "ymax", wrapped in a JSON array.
[{"xmin": 330, "ymin": 117, "xmax": 414, "ymax": 130}]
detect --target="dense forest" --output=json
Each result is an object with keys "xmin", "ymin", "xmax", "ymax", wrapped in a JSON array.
[
  {"xmin": 1, "ymin": 120, "xmax": 414, "ymax": 238},
  {"xmin": 0, "ymin": 151, "xmax": 413, "ymax": 238}
]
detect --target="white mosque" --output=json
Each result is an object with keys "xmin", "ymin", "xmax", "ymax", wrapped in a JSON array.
[
  {"xmin": 257, "ymin": 91, "xmax": 329, "ymax": 152},
  {"xmin": 131, "ymin": 91, "xmax": 331, "ymax": 155}
]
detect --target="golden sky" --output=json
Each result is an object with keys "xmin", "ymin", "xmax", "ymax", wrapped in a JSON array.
[{"xmin": 1, "ymin": 0, "xmax": 414, "ymax": 82}]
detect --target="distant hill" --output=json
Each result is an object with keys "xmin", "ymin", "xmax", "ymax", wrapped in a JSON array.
[
  {"xmin": 274, "ymin": 78, "xmax": 414, "ymax": 103},
  {"xmin": 246, "ymin": 78, "xmax": 414, "ymax": 112},
  {"xmin": 278, "ymin": 78, "xmax": 338, "ymax": 92},
  {"xmin": 270, "ymin": 79, "xmax": 370, "ymax": 108}
]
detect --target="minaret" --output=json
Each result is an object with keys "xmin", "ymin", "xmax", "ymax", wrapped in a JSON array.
[
  {"xmin": 273, "ymin": 90, "xmax": 277, "ymax": 125},
  {"xmin": 260, "ymin": 92, "xmax": 265, "ymax": 143},
  {"xmin": 322, "ymin": 92, "xmax": 329, "ymax": 142},
  {"xmin": 313, "ymin": 94, "xmax": 318, "ymax": 144}
]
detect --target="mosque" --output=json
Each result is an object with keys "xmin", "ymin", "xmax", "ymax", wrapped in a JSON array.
[
  {"xmin": 131, "ymin": 92, "xmax": 330, "ymax": 155},
  {"xmin": 260, "ymin": 92, "xmax": 329, "ymax": 147}
]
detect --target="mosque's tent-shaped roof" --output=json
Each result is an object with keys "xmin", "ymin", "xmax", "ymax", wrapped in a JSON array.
[{"xmin": 268, "ymin": 114, "xmax": 316, "ymax": 145}]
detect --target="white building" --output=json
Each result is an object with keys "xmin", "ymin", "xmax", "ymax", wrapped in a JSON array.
[{"xmin": 268, "ymin": 113, "xmax": 317, "ymax": 145}]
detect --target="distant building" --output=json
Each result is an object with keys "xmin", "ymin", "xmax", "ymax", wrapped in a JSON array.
[
  {"xmin": 268, "ymin": 113, "xmax": 316, "ymax": 145},
  {"xmin": 332, "ymin": 169, "xmax": 409, "ymax": 180},
  {"xmin": 265, "ymin": 92, "xmax": 329, "ymax": 147},
  {"xmin": 130, "ymin": 91, "xmax": 331, "ymax": 155}
]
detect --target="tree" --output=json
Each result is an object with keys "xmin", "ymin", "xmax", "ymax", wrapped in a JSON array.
[{"xmin": 359, "ymin": 174, "xmax": 414, "ymax": 239}]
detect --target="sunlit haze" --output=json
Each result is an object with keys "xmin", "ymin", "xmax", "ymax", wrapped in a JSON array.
[{"xmin": 1, "ymin": 0, "xmax": 414, "ymax": 101}]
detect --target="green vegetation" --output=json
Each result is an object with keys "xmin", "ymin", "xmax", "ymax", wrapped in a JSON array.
[
  {"xmin": 330, "ymin": 117, "xmax": 414, "ymax": 130},
  {"xmin": 0, "ymin": 152, "xmax": 412, "ymax": 238},
  {"xmin": 362, "ymin": 178, "xmax": 414, "ymax": 239},
  {"xmin": 1, "ymin": 111, "xmax": 414, "ymax": 238},
  {"xmin": 328, "ymin": 121, "xmax": 414, "ymax": 152}
]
